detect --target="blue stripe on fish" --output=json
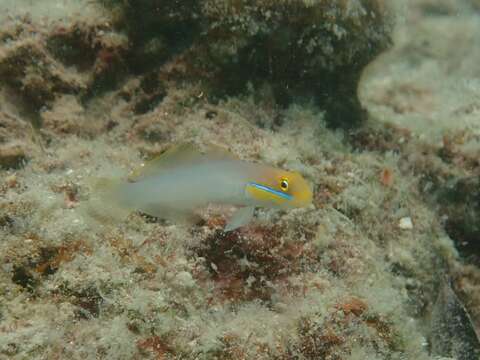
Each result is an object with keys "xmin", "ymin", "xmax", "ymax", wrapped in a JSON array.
[{"xmin": 247, "ymin": 182, "xmax": 293, "ymax": 200}]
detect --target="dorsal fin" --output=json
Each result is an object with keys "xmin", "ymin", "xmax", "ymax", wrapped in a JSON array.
[
  {"xmin": 200, "ymin": 143, "xmax": 238, "ymax": 164},
  {"xmin": 128, "ymin": 143, "xmax": 236, "ymax": 182}
]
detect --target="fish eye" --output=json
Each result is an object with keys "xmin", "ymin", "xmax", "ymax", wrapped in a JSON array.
[{"xmin": 280, "ymin": 178, "xmax": 289, "ymax": 192}]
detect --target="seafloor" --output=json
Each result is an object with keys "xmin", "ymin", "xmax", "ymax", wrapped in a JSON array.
[{"xmin": 0, "ymin": 1, "xmax": 480, "ymax": 359}]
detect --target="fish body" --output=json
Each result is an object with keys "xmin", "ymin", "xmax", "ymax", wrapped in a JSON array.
[
  {"xmin": 121, "ymin": 161, "xmax": 252, "ymax": 210},
  {"xmin": 90, "ymin": 143, "xmax": 312, "ymax": 230}
]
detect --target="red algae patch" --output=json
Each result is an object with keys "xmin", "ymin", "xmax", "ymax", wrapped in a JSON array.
[{"xmin": 192, "ymin": 224, "xmax": 319, "ymax": 303}]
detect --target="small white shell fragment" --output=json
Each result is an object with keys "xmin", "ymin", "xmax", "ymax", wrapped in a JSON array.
[{"xmin": 398, "ymin": 217, "xmax": 413, "ymax": 230}]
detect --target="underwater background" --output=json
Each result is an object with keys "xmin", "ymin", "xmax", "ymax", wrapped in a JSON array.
[{"xmin": 0, "ymin": 0, "xmax": 480, "ymax": 359}]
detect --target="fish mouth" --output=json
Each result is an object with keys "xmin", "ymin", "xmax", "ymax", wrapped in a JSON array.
[{"xmin": 291, "ymin": 186, "xmax": 313, "ymax": 208}]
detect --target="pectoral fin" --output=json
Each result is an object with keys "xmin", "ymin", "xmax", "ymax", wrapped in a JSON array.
[{"xmin": 225, "ymin": 206, "xmax": 255, "ymax": 232}]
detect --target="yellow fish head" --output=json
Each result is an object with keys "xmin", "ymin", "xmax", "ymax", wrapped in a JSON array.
[{"xmin": 246, "ymin": 168, "xmax": 313, "ymax": 208}]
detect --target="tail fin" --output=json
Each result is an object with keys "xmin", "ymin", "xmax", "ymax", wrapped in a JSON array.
[{"xmin": 80, "ymin": 177, "xmax": 131, "ymax": 225}]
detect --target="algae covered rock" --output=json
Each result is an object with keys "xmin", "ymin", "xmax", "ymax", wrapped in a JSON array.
[
  {"xmin": 0, "ymin": 13, "xmax": 128, "ymax": 125},
  {"xmin": 0, "ymin": 1, "xmax": 393, "ymax": 129},
  {"xmin": 4, "ymin": 2, "xmax": 476, "ymax": 360},
  {"xmin": 100, "ymin": 0, "xmax": 393, "ymax": 127},
  {"xmin": 0, "ymin": 29, "xmax": 85, "ymax": 115},
  {"xmin": 0, "ymin": 144, "xmax": 26, "ymax": 169}
]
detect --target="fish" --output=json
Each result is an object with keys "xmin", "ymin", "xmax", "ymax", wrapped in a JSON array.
[{"xmin": 87, "ymin": 143, "xmax": 313, "ymax": 231}]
